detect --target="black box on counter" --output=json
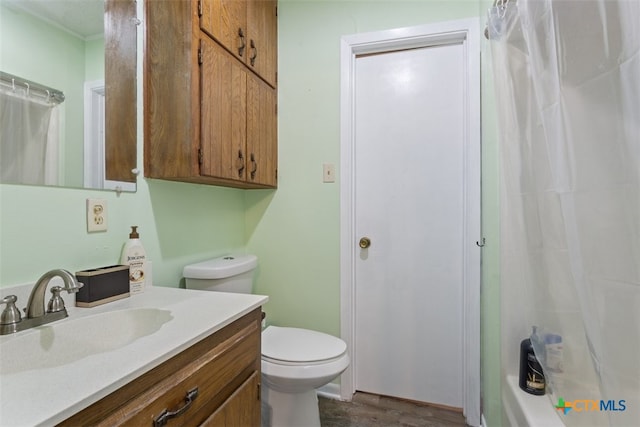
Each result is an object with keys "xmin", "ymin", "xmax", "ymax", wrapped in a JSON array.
[{"xmin": 75, "ymin": 265, "xmax": 130, "ymax": 308}]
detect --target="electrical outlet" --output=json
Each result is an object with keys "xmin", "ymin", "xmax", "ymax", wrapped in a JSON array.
[{"xmin": 87, "ymin": 198, "xmax": 108, "ymax": 232}]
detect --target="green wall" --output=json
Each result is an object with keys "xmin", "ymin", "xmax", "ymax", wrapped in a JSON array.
[
  {"xmin": 85, "ymin": 37, "xmax": 105, "ymax": 81},
  {"xmin": 1, "ymin": 1, "xmax": 501, "ymax": 425},
  {"xmin": 0, "ymin": 181, "xmax": 247, "ymax": 287}
]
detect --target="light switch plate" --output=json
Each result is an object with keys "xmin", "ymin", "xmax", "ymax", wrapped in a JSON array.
[
  {"xmin": 323, "ymin": 163, "xmax": 336, "ymax": 183},
  {"xmin": 87, "ymin": 198, "xmax": 108, "ymax": 232}
]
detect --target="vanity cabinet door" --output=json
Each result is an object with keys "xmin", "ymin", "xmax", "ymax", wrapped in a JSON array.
[
  {"xmin": 124, "ymin": 323, "xmax": 258, "ymax": 426},
  {"xmin": 201, "ymin": 372, "xmax": 261, "ymax": 426}
]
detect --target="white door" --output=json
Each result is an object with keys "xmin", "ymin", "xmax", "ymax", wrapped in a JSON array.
[
  {"xmin": 354, "ymin": 43, "xmax": 465, "ymax": 408},
  {"xmin": 341, "ymin": 21, "xmax": 480, "ymax": 423}
]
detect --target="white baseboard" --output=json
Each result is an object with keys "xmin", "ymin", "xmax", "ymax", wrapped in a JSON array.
[
  {"xmin": 317, "ymin": 383, "xmax": 344, "ymax": 401},
  {"xmin": 481, "ymin": 414, "xmax": 488, "ymax": 427}
]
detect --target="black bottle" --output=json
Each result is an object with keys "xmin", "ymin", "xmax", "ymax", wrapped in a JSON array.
[{"xmin": 519, "ymin": 327, "xmax": 546, "ymax": 395}]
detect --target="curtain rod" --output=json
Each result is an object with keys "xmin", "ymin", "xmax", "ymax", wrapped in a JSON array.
[{"xmin": 0, "ymin": 71, "xmax": 65, "ymax": 104}]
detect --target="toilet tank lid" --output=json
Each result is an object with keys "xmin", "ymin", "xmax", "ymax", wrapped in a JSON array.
[{"xmin": 183, "ymin": 254, "xmax": 258, "ymax": 279}]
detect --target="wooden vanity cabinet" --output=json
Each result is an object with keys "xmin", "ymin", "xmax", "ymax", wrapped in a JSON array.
[
  {"xmin": 202, "ymin": 372, "xmax": 260, "ymax": 426},
  {"xmin": 144, "ymin": 0, "xmax": 277, "ymax": 189},
  {"xmin": 58, "ymin": 309, "xmax": 262, "ymax": 427}
]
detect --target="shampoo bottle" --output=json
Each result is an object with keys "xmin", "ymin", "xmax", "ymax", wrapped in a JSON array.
[
  {"xmin": 519, "ymin": 326, "xmax": 546, "ymax": 395},
  {"xmin": 120, "ymin": 226, "xmax": 147, "ymax": 294}
]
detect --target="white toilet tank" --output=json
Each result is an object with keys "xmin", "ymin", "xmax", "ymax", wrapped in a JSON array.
[{"xmin": 183, "ymin": 254, "xmax": 257, "ymax": 293}]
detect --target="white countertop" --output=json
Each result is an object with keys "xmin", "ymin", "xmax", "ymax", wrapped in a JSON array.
[{"xmin": 0, "ymin": 286, "xmax": 268, "ymax": 427}]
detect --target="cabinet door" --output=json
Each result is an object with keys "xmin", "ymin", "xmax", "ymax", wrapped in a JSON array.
[
  {"xmin": 200, "ymin": 0, "xmax": 247, "ymax": 64},
  {"xmin": 247, "ymin": 73, "xmax": 277, "ymax": 187},
  {"xmin": 105, "ymin": 0, "xmax": 137, "ymax": 183},
  {"xmin": 201, "ymin": 37, "xmax": 248, "ymax": 182},
  {"xmin": 247, "ymin": 0, "xmax": 277, "ymax": 87},
  {"xmin": 201, "ymin": 372, "xmax": 260, "ymax": 426}
]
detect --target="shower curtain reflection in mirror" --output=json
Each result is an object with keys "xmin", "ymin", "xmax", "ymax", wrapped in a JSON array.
[{"xmin": 1, "ymin": 86, "xmax": 61, "ymax": 185}]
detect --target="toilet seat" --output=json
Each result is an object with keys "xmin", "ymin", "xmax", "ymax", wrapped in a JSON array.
[{"xmin": 262, "ymin": 326, "xmax": 347, "ymax": 365}]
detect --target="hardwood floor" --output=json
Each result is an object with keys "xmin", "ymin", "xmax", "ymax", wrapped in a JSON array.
[{"xmin": 319, "ymin": 392, "xmax": 468, "ymax": 427}]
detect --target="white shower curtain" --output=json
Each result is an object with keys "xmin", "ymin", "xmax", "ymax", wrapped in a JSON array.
[
  {"xmin": 0, "ymin": 87, "xmax": 60, "ymax": 185},
  {"xmin": 489, "ymin": 1, "xmax": 639, "ymax": 426}
]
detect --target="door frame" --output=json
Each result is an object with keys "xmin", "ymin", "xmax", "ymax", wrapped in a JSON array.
[
  {"xmin": 83, "ymin": 80, "xmax": 136, "ymax": 192},
  {"xmin": 339, "ymin": 19, "xmax": 481, "ymax": 426}
]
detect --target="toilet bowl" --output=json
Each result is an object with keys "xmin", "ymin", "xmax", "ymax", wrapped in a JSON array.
[
  {"xmin": 261, "ymin": 325, "xmax": 350, "ymax": 427},
  {"xmin": 183, "ymin": 255, "xmax": 350, "ymax": 427}
]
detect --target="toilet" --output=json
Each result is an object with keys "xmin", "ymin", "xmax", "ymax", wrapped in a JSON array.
[{"xmin": 183, "ymin": 254, "xmax": 350, "ymax": 427}]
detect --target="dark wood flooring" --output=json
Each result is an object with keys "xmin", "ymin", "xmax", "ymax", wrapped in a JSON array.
[{"xmin": 319, "ymin": 392, "xmax": 468, "ymax": 427}]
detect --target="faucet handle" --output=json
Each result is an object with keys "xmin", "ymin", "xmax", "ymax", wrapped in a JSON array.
[
  {"xmin": 1, "ymin": 295, "xmax": 22, "ymax": 325},
  {"xmin": 47, "ymin": 286, "xmax": 67, "ymax": 313}
]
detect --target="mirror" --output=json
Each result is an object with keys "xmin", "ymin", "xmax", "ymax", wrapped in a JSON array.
[{"xmin": 0, "ymin": 0, "xmax": 137, "ymax": 192}]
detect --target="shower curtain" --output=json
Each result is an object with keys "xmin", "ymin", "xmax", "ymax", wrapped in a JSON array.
[
  {"xmin": 489, "ymin": 1, "xmax": 639, "ymax": 426},
  {"xmin": 0, "ymin": 86, "xmax": 60, "ymax": 185}
]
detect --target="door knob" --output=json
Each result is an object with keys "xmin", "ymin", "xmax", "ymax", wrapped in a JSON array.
[{"xmin": 359, "ymin": 237, "xmax": 371, "ymax": 249}]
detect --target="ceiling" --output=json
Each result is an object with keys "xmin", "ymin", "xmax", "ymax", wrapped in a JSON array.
[{"xmin": 3, "ymin": 0, "xmax": 104, "ymax": 40}]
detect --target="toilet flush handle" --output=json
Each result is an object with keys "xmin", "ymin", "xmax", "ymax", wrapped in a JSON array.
[{"xmin": 359, "ymin": 237, "xmax": 371, "ymax": 249}]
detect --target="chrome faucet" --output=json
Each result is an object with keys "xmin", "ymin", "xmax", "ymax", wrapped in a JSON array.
[
  {"xmin": 0, "ymin": 269, "xmax": 83, "ymax": 335},
  {"xmin": 25, "ymin": 269, "xmax": 82, "ymax": 318}
]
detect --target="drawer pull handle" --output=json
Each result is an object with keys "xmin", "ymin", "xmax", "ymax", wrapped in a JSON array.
[{"xmin": 153, "ymin": 387, "xmax": 199, "ymax": 427}]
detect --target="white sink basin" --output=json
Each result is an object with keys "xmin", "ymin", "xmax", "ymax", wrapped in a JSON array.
[{"xmin": 0, "ymin": 308, "xmax": 173, "ymax": 374}]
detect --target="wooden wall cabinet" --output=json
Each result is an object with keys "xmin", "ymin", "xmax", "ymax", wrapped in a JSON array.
[
  {"xmin": 59, "ymin": 309, "xmax": 262, "ymax": 426},
  {"xmin": 199, "ymin": 0, "xmax": 277, "ymax": 88},
  {"xmin": 104, "ymin": 0, "xmax": 137, "ymax": 184},
  {"xmin": 144, "ymin": 0, "xmax": 277, "ymax": 189}
]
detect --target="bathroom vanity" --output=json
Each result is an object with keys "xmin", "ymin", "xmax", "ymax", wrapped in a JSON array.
[{"xmin": 0, "ymin": 286, "xmax": 267, "ymax": 426}]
